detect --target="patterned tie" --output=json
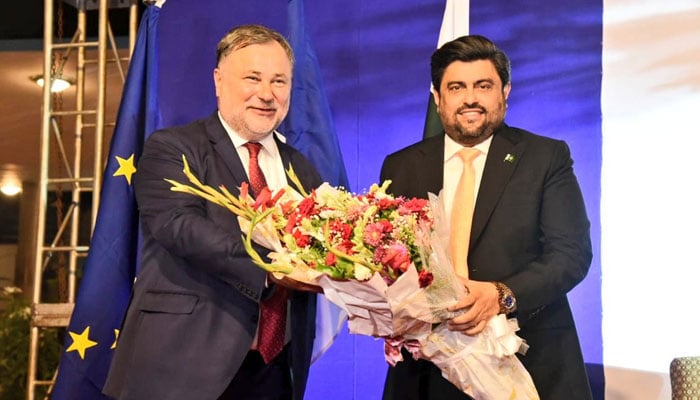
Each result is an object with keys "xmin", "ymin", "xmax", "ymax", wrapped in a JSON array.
[
  {"xmin": 449, "ymin": 147, "xmax": 481, "ymax": 280},
  {"xmin": 243, "ymin": 141, "xmax": 287, "ymax": 364},
  {"xmin": 244, "ymin": 142, "xmax": 268, "ymax": 196}
]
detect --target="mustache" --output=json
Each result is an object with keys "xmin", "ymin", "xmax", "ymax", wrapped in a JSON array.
[{"xmin": 456, "ymin": 103, "xmax": 486, "ymax": 113}]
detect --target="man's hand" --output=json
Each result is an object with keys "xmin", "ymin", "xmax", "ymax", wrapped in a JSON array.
[{"xmin": 447, "ymin": 279, "xmax": 499, "ymax": 335}]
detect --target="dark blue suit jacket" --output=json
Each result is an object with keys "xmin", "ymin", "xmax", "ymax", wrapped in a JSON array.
[
  {"xmin": 381, "ymin": 125, "xmax": 593, "ymax": 400},
  {"xmin": 104, "ymin": 113, "xmax": 321, "ymax": 400}
]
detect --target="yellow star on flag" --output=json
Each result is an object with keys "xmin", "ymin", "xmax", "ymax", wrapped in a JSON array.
[
  {"xmin": 66, "ymin": 326, "xmax": 98, "ymax": 360},
  {"xmin": 113, "ymin": 154, "xmax": 137, "ymax": 185},
  {"xmin": 111, "ymin": 329, "xmax": 120, "ymax": 349}
]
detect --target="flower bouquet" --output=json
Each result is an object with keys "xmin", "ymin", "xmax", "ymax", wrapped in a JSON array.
[{"xmin": 166, "ymin": 155, "xmax": 538, "ymax": 399}]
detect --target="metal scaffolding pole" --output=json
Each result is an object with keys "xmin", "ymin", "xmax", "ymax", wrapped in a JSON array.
[{"xmin": 26, "ymin": 1, "xmax": 139, "ymax": 398}]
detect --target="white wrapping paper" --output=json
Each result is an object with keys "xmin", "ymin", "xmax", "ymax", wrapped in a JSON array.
[{"xmin": 242, "ymin": 190, "xmax": 539, "ymax": 399}]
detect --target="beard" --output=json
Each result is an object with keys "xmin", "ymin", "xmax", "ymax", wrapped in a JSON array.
[
  {"xmin": 442, "ymin": 102, "xmax": 506, "ymax": 146},
  {"xmin": 223, "ymin": 107, "xmax": 286, "ymax": 142}
]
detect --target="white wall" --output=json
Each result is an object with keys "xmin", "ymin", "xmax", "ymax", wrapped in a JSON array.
[{"xmin": 602, "ymin": 1, "xmax": 700, "ymax": 398}]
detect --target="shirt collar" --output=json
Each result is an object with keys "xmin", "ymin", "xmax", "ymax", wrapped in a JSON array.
[
  {"xmin": 217, "ymin": 111, "xmax": 285, "ymax": 153},
  {"xmin": 444, "ymin": 133, "xmax": 494, "ymax": 161}
]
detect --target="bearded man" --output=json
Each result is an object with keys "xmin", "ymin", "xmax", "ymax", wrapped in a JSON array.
[{"xmin": 380, "ymin": 35, "xmax": 593, "ymax": 400}]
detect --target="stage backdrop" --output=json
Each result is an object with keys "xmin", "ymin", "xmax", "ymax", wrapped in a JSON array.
[
  {"xmin": 154, "ymin": 0, "xmax": 604, "ymax": 398},
  {"xmin": 150, "ymin": 0, "xmax": 700, "ymax": 399}
]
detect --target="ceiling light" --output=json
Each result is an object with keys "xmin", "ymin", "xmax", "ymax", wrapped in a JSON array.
[
  {"xmin": 1, "ymin": 167, "xmax": 23, "ymax": 197},
  {"xmin": 30, "ymin": 74, "xmax": 75, "ymax": 93},
  {"xmin": 0, "ymin": 182, "xmax": 22, "ymax": 196}
]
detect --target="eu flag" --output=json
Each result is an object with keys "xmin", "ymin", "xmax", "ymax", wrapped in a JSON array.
[
  {"xmin": 51, "ymin": 5, "xmax": 163, "ymax": 398},
  {"xmin": 281, "ymin": 0, "xmax": 350, "ymax": 360}
]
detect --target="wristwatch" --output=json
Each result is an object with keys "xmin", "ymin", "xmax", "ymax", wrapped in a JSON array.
[{"xmin": 492, "ymin": 281, "xmax": 517, "ymax": 314}]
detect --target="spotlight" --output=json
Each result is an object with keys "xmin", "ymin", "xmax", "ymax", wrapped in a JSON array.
[{"xmin": 30, "ymin": 74, "xmax": 75, "ymax": 93}]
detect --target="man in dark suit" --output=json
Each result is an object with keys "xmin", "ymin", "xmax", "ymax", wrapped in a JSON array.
[
  {"xmin": 103, "ymin": 25, "xmax": 321, "ymax": 400},
  {"xmin": 381, "ymin": 35, "xmax": 593, "ymax": 399}
]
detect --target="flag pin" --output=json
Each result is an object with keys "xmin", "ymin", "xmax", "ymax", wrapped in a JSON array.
[{"xmin": 504, "ymin": 153, "xmax": 515, "ymax": 163}]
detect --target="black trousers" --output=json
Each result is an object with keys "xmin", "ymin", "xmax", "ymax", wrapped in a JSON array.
[
  {"xmin": 383, "ymin": 348, "xmax": 473, "ymax": 400},
  {"xmin": 218, "ymin": 346, "xmax": 292, "ymax": 400}
]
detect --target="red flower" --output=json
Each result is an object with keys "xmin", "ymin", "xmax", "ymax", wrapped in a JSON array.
[
  {"xmin": 239, "ymin": 182, "xmax": 250, "ymax": 201},
  {"xmin": 329, "ymin": 219, "xmax": 353, "ymax": 241},
  {"xmin": 292, "ymin": 229, "xmax": 310, "ymax": 247},
  {"xmin": 337, "ymin": 240, "xmax": 355, "ymax": 255},
  {"xmin": 325, "ymin": 252, "xmax": 337, "ymax": 266},
  {"xmin": 398, "ymin": 198, "xmax": 428, "ymax": 215},
  {"xmin": 284, "ymin": 212, "xmax": 300, "ymax": 233},
  {"xmin": 251, "ymin": 187, "xmax": 286, "ymax": 210},
  {"xmin": 280, "ymin": 199, "xmax": 296, "ymax": 215},
  {"xmin": 418, "ymin": 269, "xmax": 434, "ymax": 288},
  {"xmin": 297, "ymin": 195, "xmax": 316, "ymax": 217},
  {"xmin": 376, "ymin": 196, "xmax": 398, "ymax": 210}
]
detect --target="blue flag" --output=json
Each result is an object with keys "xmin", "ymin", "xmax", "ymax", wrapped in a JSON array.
[
  {"xmin": 281, "ymin": 0, "xmax": 349, "ymax": 190},
  {"xmin": 51, "ymin": 5, "xmax": 162, "ymax": 399},
  {"xmin": 281, "ymin": 0, "xmax": 350, "ymax": 361}
]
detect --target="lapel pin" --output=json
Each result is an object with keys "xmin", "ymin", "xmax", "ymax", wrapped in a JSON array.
[{"xmin": 503, "ymin": 153, "xmax": 515, "ymax": 163}]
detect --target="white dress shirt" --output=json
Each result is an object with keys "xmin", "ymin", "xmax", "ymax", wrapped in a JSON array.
[{"xmin": 217, "ymin": 112, "xmax": 288, "ymax": 192}]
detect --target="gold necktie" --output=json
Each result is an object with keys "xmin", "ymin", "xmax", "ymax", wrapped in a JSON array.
[{"xmin": 449, "ymin": 147, "xmax": 480, "ymax": 280}]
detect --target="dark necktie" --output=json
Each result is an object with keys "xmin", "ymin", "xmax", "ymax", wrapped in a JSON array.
[{"xmin": 243, "ymin": 141, "xmax": 287, "ymax": 364}]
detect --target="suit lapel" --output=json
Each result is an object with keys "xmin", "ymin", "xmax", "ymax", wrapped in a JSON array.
[
  {"xmin": 471, "ymin": 126, "xmax": 524, "ymax": 244},
  {"xmin": 419, "ymin": 135, "xmax": 445, "ymax": 196},
  {"xmin": 275, "ymin": 135, "xmax": 321, "ymax": 193},
  {"xmin": 275, "ymin": 134, "xmax": 294, "ymax": 176},
  {"xmin": 204, "ymin": 119, "xmax": 310, "ymax": 194},
  {"xmin": 204, "ymin": 114, "xmax": 249, "ymax": 188}
]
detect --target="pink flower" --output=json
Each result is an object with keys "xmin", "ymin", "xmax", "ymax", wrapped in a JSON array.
[
  {"xmin": 379, "ymin": 243, "xmax": 411, "ymax": 273},
  {"xmin": 346, "ymin": 203, "xmax": 368, "ymax": 221},
  {"xmin": 364, "ymin": 220, "xmax": 393, "ymax": 247}
]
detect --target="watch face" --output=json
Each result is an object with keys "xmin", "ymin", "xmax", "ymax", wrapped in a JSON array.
[{"xmin": 504, "ymin": 295, "xmax": 515, "ymax": 310}]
